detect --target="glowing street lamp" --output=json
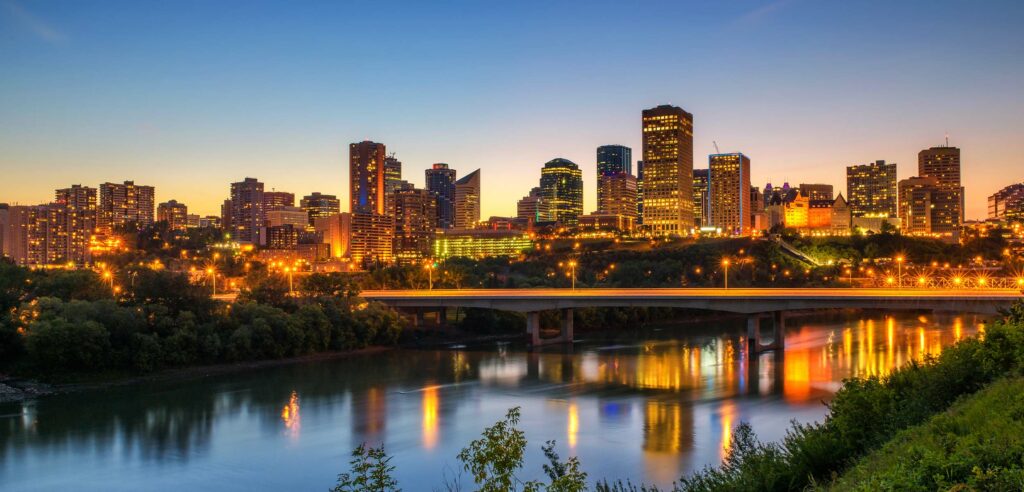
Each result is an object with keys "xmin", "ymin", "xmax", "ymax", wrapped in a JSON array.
[
  {"xmin": 568, "ymin": 260, "xmax": 578, "ymax": 290},
  {"xmin": 424, "ymin": 261, "xmax": 436, "ymax": 290},
  {"xmin": 283, "ymin": 266, "xmax": 294, "ymax": 295},
  {"xmin": 721, "ymin": 258, "xmax": 731, "ymax": 289},
  {"xmin": 206, "ymin": 267, "xmax": 216, "ymax": 296},
  {"xmin": 895, "ymin": 256, "xmax": 904, "ymax": 289}
]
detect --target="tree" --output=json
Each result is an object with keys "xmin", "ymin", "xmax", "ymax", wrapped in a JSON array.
[
  {"xmin": 457, "ymin": 407, "xmax": 541, "ymax": 491},
  {"xmin": 332, "ymin": 444, "xmax": 400, "ymax": 492}
]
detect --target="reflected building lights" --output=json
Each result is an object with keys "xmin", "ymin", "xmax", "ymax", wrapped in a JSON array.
[
  {"xmin": 568, "ymin": 401, "xmax": 579, "ymax": 449},
  {"xmin": 280, "ymin": 391, "xmax": 301, "ymax": 440},
  {"xmin": 422, "ymin": 385, "xmax": 439, "ymax": 449}
]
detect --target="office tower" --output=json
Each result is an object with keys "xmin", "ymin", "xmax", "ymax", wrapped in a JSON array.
[
  {"xmin": 350, "ymin": 140, "xmax": 387, "ymax": 214},
  {"xmin": 314, "ymin": 212, "xmax": 394, "ymax": 266},
  {"xmin": 708, "ymin": 153, "xmax": 751, "ymax": 235},
  {"xmin": 597, "ymin": 172, "xmax": 638, "ymax": 220},
  {"xmin": 393, "ymin": 188, "xmax": 438, "ymax": 263},
  {"xmin": 185, "ymin": 214, "xmax": 200, "ymax": 228},
  {"xmin": 641, "ymin": 104, "xmax": 694, "ymax": 235},
  {"xmin": 898, "ymin": 176, "xmax": 960, "ymax": 236},
  {"xmin": 692, "ymin": 169, "xmax": 709, "ymax": 228},
  {"xmin": 229, "ymin": 177, "xmax": 265, "ymax": 243},
  {"xmin": 266, "ymin": 206, "xmax": 309, "ymax": 228},
  {"xmin": 262, "ymin": 225, "xmax": 299, "ymax": 250},
  {"xmin": 539, "ymin": 158, "xmax": 584, "ymax": 226},
  {"xmin": 799, "ymin": 184, "xmax": 834, "ymax": 201},
  {"xmin": 988, "ymin": 183, "xmax": 1024, "ymax": 221},
  {"xmin": 596, "ymin": 145, "xmax": 632, "ymax": 207},
  {"xmin": 263, "ymin": 191, "xmax": 295, "ymax": 211},
  {"xmin": 157, "ymin": 200, "xmax": 189, "ymax": 231},
  {"xmin": 517, "ymin": 187, "xmax": 551, "ymax": 223},
  {"xmin": 919, "ymin": 145, "xmax": 963, "ymax": 225},
  {"xmin": 426, "ymin": 163, "xmax": 457, "ymax": 229},
  {"xmin": 636, "ymin": 160, "xmax": 644, "ymax": 224},
  {"xmin": 454, "ymin": 169, "xmax": 481, "ymax": 229},
  {"xmin": 384, "ymin": 154, "xmax": 403, "ymax": 217},
  {"xmin": 846, "ymin": 160, "xmax": 897, "ymax": 217},
  {"xmin": 97, "ymin": 181, "xmax": 154, "ymax": 234},
  {"xmin": 300, "ymin": 192, "xmax": 341, "ymax": 226},
  {"xmin": 221, "ymin": 199, "xmax": 233, "ymax": 231},
  {"xmin": 53, "ymin": 185, "xmax": 97, "ymax": 264}
]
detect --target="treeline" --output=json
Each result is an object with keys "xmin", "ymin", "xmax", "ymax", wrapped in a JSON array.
[
  {"xmin": 0, "ymin": 261, "xmax": 404, "ymax": 377},
  {"xmin": 331, "ymin": 302, "xmax": 1024, "ymax": 491}
]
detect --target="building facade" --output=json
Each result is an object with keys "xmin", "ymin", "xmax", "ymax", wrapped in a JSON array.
[
  {"xmin": 350, "ymin": 140, "xmax": 387, "ymax": 215},
  {"xmin": 539, "ymin": 158, "xmax": 583, "ymax": 226},
  {"xmin": 315, "ymin": 212, "xmax": 394, "ymax": 266},
  {"xmin": 454, "ymin": 169, "xmax": 481, "ymax": 229},
  {"xmin": 641, "ymin": 105, "xmax": 694, "ymax": 235},
  {"xmin": 98, "ymin": 181, "xmax": 154, "ymax": 234},
  {"xmin": 229, "ymin": 177, "xmax": 265, "ymax": 243},
  {"xmin": 300, "ymin": 192, "xmax": 341, "ymax": 226},
  {"xmin": 918, "ymin": 145, "xmax": 963, "ymax": 227},
  {"xmin": 596, "ymin": 145, "xmax": 632, "ymax": 208},
  {"xmin": 708, "ymin": 153, "xmax": 751, "ymax": 235},
  {"xmin": 692, "ymin": 169, "xmax": 709, "ymax": 228},
  {"xmin": 393, "ymin": 188, "xmax": 437, "ymax": 263},
  {"xmin": 54, "ymin": 184, "xmax": 97, "ymax": 264},
  {"xmin": 799, "ymin": 183, "xmax": 834, "ymax": 201},
  {"xmin": 846, "ymin": 160, "xmax": 897, "ymax": 218},
  {"xmin": 988, "ymin": 183, "xmax": 1024, "ymax": 221},
  {"xmin": 517, "ymin": 187, "xmax": 551, "ymax": 223},
  {"xmin": 898, "ymin": 176, "xmax": 960, "ymax": 236},
  {"xmin": 432, "ymin": 229, "xmax": 532, "ymax": 259},
  {"xmin": 425, "ymin": 163, "xmax": 457, "ymax": 229},
  {"xmin": 597, "ymin": 172, "xmax": 638, "ymax": 223},
  {"xmin": 157, "ymin": 200, "xmax": 189, "ymax": 230},
  {"xmin": 263, "ymin": 191, "xmax": 295, "ymax": 211}
]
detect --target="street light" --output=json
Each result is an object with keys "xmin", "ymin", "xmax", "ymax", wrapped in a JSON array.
[
  {"xmin": 206, "ymin": 267, "xmax": 216, "ymax": 296},
  {"xmin": 568, "ymin": 260, "xmax": 577, "ymax": 290},
  {"xmin": 721, "ymin": 258, "xmax": 731, "ymax": 289},
  {"xmin": 283, "ymin": 266, "xmax": 294, "ymax": 295},
  {"xmin": 424, "ymin": 261, "xmax": 435, "ymax": 290},
  {"xmin": 895, "ymin": 256, "xmax": 904, "ymax": 289}
]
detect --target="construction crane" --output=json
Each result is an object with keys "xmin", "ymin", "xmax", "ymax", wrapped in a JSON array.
[{"xmin": 713, "ymin": 141, "xmax": 721, "ymax": 154}]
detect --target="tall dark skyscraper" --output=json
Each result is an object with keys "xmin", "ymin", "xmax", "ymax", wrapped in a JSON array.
[
  {"xmin": 708, "ymin": 153, "xmax": 752, "ymax": 235},
  {"xmin": 641, "ymin": 104, "xmax": 694, "ymax": 235},
  {"xmin": 919, "ymin": 145, "xmax": 963, "ymax": 225},
  {"xmin": 539, "ymin": 158, "xmax": 583, "ymax": 225},
  {"xmin": 349, "ymin": 141, "xmax": 386, "ymax": 214},
  {"xmin": 384, "ymin": 154, "xmax": 403, "ymax": 217},
  {"xmin": 692, "ymin": 169, "xmax": 709, "ymax": 228},
  {"xmin": 596, "ymin": 145, "xmax": 632, "ymax": 212},
  {"xmin": 425, "ymin": 163, "xmax": 457, "ymax": 229},
  {"xmin": 454, "ymin": 169, "xmax": 481, "ymax": 229},
  {"xmin": 636, "ymin": 160, "xmax": 644, "ymax": 225},
  {"xmin": 229, "ymin": 177, "xmax": 265, "ymax": 243}
]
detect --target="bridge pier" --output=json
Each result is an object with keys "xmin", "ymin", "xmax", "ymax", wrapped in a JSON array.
[
  {"xmin": 747, "ymin": 312, "xmax": 786, "ymax": 356},
  {"xmin": 525, "ymin": 308, "xmax": 574, "ymax": 346},
  {"xmin": 526, "ymin": 311, "xmax": 541, "ymax": 346}
]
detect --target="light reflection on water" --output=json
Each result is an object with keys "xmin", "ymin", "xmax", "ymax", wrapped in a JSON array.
[{"xmin": 0, "ymin": 312, "xmax": 986, "ymax": 491}]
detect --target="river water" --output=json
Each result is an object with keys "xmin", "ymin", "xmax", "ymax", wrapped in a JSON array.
[{"xmin": 0, "ymin": 312, "xmax": 986, "ymax": 491}]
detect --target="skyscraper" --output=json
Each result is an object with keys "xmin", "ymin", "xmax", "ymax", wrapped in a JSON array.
[
  {"xmin": 454, "ymin": 169, "xmax": 481, "ymax": 229},
  {"xmin": 692, "ymin": 169, "xmax": 709, "ymax": 228},
  {"xmin": 596, "ymin": 145, "xmax": 632, "ymax": 208},
  {"xmin": 988, "ymin": 183, "xmax": 1024, "ymax": 221},
  {"xmin": 597, "ymin": 172, "xmax": 638, "ymax": 221},
  {"xmin": 157, "ymin": 200, "xmax": 189, "ymax": 231},
  {"xmin": 98, "ymin": 181, "xmax": 154, "ymax": 234},
  {"xmin": 229, "ymin": 177, "xmax": 265, "ymax": 243},
  {"xmin": 349, "ymin": 140, "xmax": 387, "ymax": 214},
  {"xmin": 919, "ymin": 145, "xmax": 963, "ymax": 225},
  {"xmin": 708, "ymin": 153, "xmax": 751, "ymax": 235},
  {"xmin": 846, "ymin": 160, "xmax": 897, "ymax": 217},
  {"xmin": 898, "ymin": 176, "xmax": 960, "ymax": 236},
  {"xmin": 300, "ymin": 192, "xmax": 341, "ymax": 226},
  {"xmin": 53, "ymin": 184, "xmax": 97, "ymax": 264},
  {"xmin": 425, "ymin": 163, "xmax": 457, "ymax": 229},
  {"xmin": 384, "ymin": 154, "xmax": 403, "ymax": 218},
  {"xmin": 517, "ymin": 187, "xmax": 551, "ymax": 223},
  {"xmin": 539, "ymin": 158, "xmax": 583, "ymax": 226},
  {"xmin": 641, "ymin": 104, "xmax": 694, "ymax": 235},
  {"xmin": 393, "ymin": 188, "xmax": 437, "ymax": 263},
  {"xmin": 263, "ymin": 191, "xmax": 295, "ymax": 211},
  {"xmin": 636, "ymin": 160, "xmax": 644, "ymax": 225}
]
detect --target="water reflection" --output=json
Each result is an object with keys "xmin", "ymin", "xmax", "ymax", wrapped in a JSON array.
[{"xmin": 0, "ymin": 312, "xmax": 986, "ymax": 491}]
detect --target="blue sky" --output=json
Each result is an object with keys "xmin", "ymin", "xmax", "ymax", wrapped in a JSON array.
[{"xmin": 2, "ymin": 0, "xmax": 1022, "ymax": 218}]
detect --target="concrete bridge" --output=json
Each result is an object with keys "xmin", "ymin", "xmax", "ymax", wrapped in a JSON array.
[{"xmin": 361, "ymin": 288, "xmax": 1022, "ymax": 349}]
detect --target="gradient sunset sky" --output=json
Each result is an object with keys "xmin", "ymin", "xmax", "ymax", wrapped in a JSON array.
[{"xmin": 2, "ymin": 0, "xmax": 1022, "ymax": 219}]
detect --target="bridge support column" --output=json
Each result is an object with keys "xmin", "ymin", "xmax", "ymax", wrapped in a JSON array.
[
  {"xmin": 560, "ymin": 308, "xmax": 574, "ymax": 343},
  {"xmin": 747, "ymin": 312, "xmax": 786, "ymax": 356},
  {"xmin": 767, "ymin": 312, "xmax": 786, "ymax": 351},
  {"xmin": 747, "ymin": 315, "xmax": 763, "ymax": 355},
  {"xmin": 526, "ymin": 311, "xmax": 541, "ymax": 346}
]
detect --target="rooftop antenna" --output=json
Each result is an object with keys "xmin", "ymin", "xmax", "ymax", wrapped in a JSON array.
[
  {"xmin": 713, "ymin": 141, "xmax": 721, "ymax": 154},
  {"xmin": 944, "ymin": 132, "xmax": 949, "ymax": 147}
]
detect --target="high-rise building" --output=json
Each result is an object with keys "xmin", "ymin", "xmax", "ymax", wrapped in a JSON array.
[
  {"xmin": 263, "ymin": 191, "xmax": 295, "ymax": 211},
  {"xmin": 539, "ymin": 158, "xmax": 583, "ymax": 226},
  {"xmin": 0, "ymin": 204, "xmax": 7, "ymax": 258},
  {"xmin": 454, "ymin": 169, "xmax": 481, "ymax": 229},
  {"xmin": 300, "ymin": 192, "xmax": 341, "ymax": 226},
  {"xmin": 393, "ymin": 188, "xmax": 437, "ymax": 263},
  {"xmin": 262, "ymin": 225, "xmax": 299, "ymax": 250},
  {"xmin": 53, "ymin": 185, "xmax": 97, "ymax": 264},
  {"xmin": 641, "ymin": 104, "xmax": 694, "ymax": 235},
  {"xmin": 898, "ymin": 176, "xmax": 960, "ymax": 236},
  {"xmin": 157, "ymin": 200, "xmax": 189, "ymax": 230},
  {"xmin": 98, "ymin": 181, "xmax": 154, "ymax": 234},
  {"xmin": 692, "ymin": 169, "xmax": 709, "ymax": 228},
  {"xmin": 919, "ymin": 145, "xmax": 963, "ymax": 225},
  {"xmin": 350, "ymin": 140, "xmax": 387, "ymax": 214},
  {"xmin": 708, "ymin": 153, "xmax": 751, "ymax": 235},
  {"xmin": 988, "ymin": 183, "xmax": 1024, "ymax": 222},
  {"xmin": 315, "ymin": 212, "xmax": 394, "ymax": 266},
  {"xmin": 185, "ymin": 214, "xmax": 200, "ymax": 228},
  {"xmin": 229, "ymin": 177, "xmax": 265, "ymax": 243},
  {"xmin": 425, "ymin": 163, "xmax": 457, "ymax": 229},
  {"xmin": 384, "ymin": 154, "xmax": 403, "ymax": 218},
  {"xmin": 220, "ymin": 199, "xmax": 233, "ymax": 231},
  {"xmin": 597, "ymin": 172, "xmax": 638, "ymax": 221},
  {"xmin": 846, "ymin": 160, "xmax": 897, "ymax": 218},
  {"xmin": 517, "ymin": 187, "xmax": 551, "ymax": 223},
  {"xmin": 636, "ymin": 160, "xmax": 644, "ymax": 225},
  {"xmin": 750, "ymin": 186, "xmax": 766, "ymax": 232},
  {"xmin": 799, "ymin": 184, "xmax": 834, "ymax": 201},
  {"xmin": 266, "ymin": 206, "xmax": 309, "ymax": 228},
  {"xmin": 3, "ymin": 205, "xmax": 52, "ymax": 266},
  {"xmin": 596, "ymin": 145, "xmax": 632, "ymax": 208}
]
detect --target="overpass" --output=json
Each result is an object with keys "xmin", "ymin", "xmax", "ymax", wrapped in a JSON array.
[{"xmin": 362, "ymin": 288, "xmax": 1022, "ymax": 349}]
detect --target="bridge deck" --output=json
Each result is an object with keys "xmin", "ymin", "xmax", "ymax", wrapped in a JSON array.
[{"xmin": 361, "ymin": 288, "xmax": 1022, "ymax": 315}]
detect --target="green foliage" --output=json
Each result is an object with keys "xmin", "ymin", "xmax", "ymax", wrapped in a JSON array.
[
  {"xmin": 541, "ymin": 440, "xmax": 588, "ymax": 492},
  {"xmin": 239, "ymin": 270, "xmax": 296, "ymax": 311},
  {"xmin": 28, "ymin": 269, "xmax": 111, "ymax": 301},
  {"xmin": 457, "ymin": 407, "xmax": 537, "ymax": 492},
  {"xmin": 332, "ymin": 444, "xmax": 400, "ymax": 492},
  {"xmin": 25, "ymin": 318, "xmax": 111, "ymax": 372}
]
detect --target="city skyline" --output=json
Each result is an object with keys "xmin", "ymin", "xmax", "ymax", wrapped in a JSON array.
[{"xmin": 2, "ymin": 1, "xmax": 1024, "ymax": 219}]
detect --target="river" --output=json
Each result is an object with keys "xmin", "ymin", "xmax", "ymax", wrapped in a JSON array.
[{"xmin": 0, "ymin": 311, "xmax": 986, "ymax": 491}]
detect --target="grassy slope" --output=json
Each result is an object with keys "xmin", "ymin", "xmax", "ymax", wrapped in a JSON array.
[{"xmin": 827, "ymin": 377, "xmax": 1024, "ymax": 491}]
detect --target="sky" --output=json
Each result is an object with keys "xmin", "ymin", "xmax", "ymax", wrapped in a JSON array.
[{"xmin": 1, "ymin": 0, "xmax": 1023, "ymax": 220}]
